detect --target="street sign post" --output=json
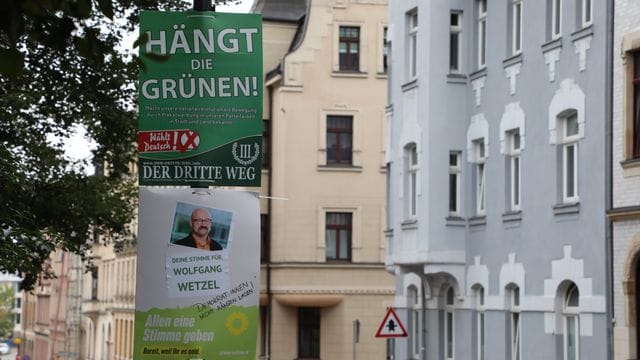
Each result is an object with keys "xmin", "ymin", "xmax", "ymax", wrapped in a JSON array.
[{"xmin": 375, "ymin": 307, "xmax": 408, "ymax": 338}]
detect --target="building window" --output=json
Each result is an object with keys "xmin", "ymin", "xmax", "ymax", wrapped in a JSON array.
[
  {"xmin": 563, "ymin": 284, "xmax": 580, "ymax": 360},
  {"xmin": 551, "ymin": 0, "xmax": 562, "ymax": 39},
  {"xmin": 560, "ymin": 112, "xmax": 579, "ymax": 203},
  {"xmin": 298, "ymin": 308, "xmax": 320, "ymax": 359},
  {"xmin": 449, "ymin": 152, "xmax": 461, "ymax": 215},
  {"xmin": 405, "ymin": 143, "xmax": 419, "ymax": 218},
  {"xmin": 325, "ymin": 212, "xmax": 352, "ymax": 261},
  {"xmin": 507, "ymin": 130, "xmax": 521, "ymax": 211},
  {"xmin": 383, "ymin": 26, "xmax": 389, "ymax": 73},
  {"xmin": 91, "ymin": 267, "xmax": 98, "ymax": 301},
  {"xmin": 476, "ymin": 287, "xmax": 485, "ymax": 360},
  {"xmin": 474, "ymin": 139, "xmax": 486, "ymax": 215},
  {"xmin": 407, "ymin": 9, "xmax": 418, "ymax": 79},
  {"xmin": 450, "ymin": 12, "xmax": 462, "ymax": 73},
  {"xmin": 326, "ymin": 115, "xmax": 353, "ymax": 165},
  {"xmin": 510, "ymin": 286, "xmax": 521, "ymax": 360},
  {"xmin": 339, "ymin": 26, "xmax": 360, "ymax": 71},
  {"xmin": 260, "ymin": 214, "xmax": 269, "ymax": 262},
  {"xmin": 511, "ymin": 0, "xmax": 522, "ymax": 55},
  {"xmin": 408, "ymin": 286, "xmax": 421, "ymax": 359},
  {"xmin": 633, "ymin": 52, "xmax": 640, "ymax": 158},
  {"xmin": 477, "ymin": 0, "xmax": 487, "ymax": 68},
  {"xmin": 580, "ymin": 0, "xmax": 592, "ymax": 27},
  {"xmin": 445, "ymin": 287, "xmax": 455, "ymax": 360}
]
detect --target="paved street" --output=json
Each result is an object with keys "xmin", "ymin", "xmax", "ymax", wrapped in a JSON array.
[{"xmin": 0, "ymin": 347, "xmax": 16, "ymax": 360}]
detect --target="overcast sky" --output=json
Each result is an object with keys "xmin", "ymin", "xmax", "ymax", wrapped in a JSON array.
[{"xmin": 217, "ymin": 0, "xmax": 255, "ymax": 13}]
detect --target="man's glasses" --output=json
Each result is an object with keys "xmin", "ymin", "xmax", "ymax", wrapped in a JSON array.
[{"xmin": 191, "ymin": 218, "xmax": 212, "ymax": 224}]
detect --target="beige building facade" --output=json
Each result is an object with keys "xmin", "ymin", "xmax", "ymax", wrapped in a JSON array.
[
  {"xmin": 81, "ymin": 243, "xmax": 136, "ymax": 360},
  {"xmin": 255, "ymin": 0, "xmax": 394, "ymax": 359},
  {"xmin": 18, "ymin": 242, "xmax": 136, "ymax": 360},
  {"xmin": 611, "ymin": 0, "xmax": 640, "ymax": 359},
  {"xmin": 19, "ymin": 251, "xmax": 84, "ymax": 359}
]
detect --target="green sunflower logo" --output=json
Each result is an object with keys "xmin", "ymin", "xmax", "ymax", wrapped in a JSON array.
[{"xmin": 226, "ymin": 312, "xmax": 249, "ymax": 336}]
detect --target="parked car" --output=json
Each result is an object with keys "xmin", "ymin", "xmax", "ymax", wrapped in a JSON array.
[{"xmin": 0, "ymin": 343, "xmax": 9, "ymax": 354}]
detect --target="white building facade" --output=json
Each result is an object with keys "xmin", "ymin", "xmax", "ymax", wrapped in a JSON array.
[{"xmin": 386, "ymin": 0, "xmax": 613, "ymax": 359}]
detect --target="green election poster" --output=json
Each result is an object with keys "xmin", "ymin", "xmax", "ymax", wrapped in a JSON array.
[
  {"xmin": 138, "ymin": 11, "xmax": 262, "ymax": 186},
  {"xmin": 134, "ymin": 188, "xmax": 260, "ymax": 359}
]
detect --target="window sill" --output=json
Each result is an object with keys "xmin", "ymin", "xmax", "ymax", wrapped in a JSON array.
[
  {"xmin": 542, "ymin": 37, "xmax": 563, "ymax": 53},
  {"xmin": 317, "ymin": 165, "xmax": 362, "ymax": 172},
  {"xmin": 468, "ymin": 215, "xmax": 486, "ymax": 227},
  {"xmin": 401, "ymin": 79, "xmax": 418, "ymax": 92},
  {"xmin": 621, "ymin": 157, "xmax": 640, "ymax": 169},
  {"xmin": 401, "ymin": 219, "xmax": 418, "ymax": 230},
  {"xmin": 469, "ymin": 67, "xmax": 487, "ymax": 81},
  {"xmin": 445, "ymin": 216, "xmax": 466, "ymax": 227},
  {"xmin": 503, "ymin": 53, "xmax": 523, "ymax": 68},
  {"xmin": 332, "ymin": 71, "xmax": 368, "ymax": 78},
  {"xmin": 446, "ymin": 73, "xmax": 467, "ymax": 84},
  {"xmin": 553, "ymin": 202, "xmax": 580, "ymax": 215},
  {"xmin": 621, "ymin": 157, "xmax": 640, "ymax": 177},
  {"xmin": 502, "ymin": 210, "xmax": 522, "ymax": 223},
  {"xmin": 376, "ymin": 72, "xmax": 388, "ymax": 79},
  {"xmin": 571, "ymin": 24, "xmax": 594, "ymax": 42},
  {"xmin": 325, "ymin": 259, "xmax": 352, "ymax": 264}
]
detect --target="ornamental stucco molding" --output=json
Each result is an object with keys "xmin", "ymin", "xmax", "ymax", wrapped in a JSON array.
[
  {"xmin": 499, "ymin": 102, "xmax": 526, "ymax": 154},
  {"xmin": 544, "ymin": 48, "xmax": 561, "ymax": 82},
  {"xmin": 574, "ymin": 35, "xmax": 592, "ymax": 72},
  {"xmin": 504, "ymin": 62, "xmax": 521, "ymax": 95}
]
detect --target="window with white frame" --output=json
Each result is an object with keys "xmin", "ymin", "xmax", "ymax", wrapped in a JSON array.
[
  {"xmin": 560, "ymin": 112, "xmax": 579, "ymax": 203},
  {"xmin": 408, "ymin": 286, "xmax": 421, "ymax": 359},
  {"xmin": 445, "ymin": 287, "xmax": 455, "ymax": 360},
  {"xmin": 476, "ymin": 286, "xmax": 485, "ymax": 360},
  {"xmin": 563, "ymin": 283, "xmax": 580, "ymax": 360},
  {"xmin": 551, "ymin": 0, "xmax": 562, "ymax": 39},
  {"xmin": 450, "ymin": 11, "xmax": 462, "ymax": 73},
  {"xmin": 405, "ymin": 143, "xmax": 418, "ymax": 218},
  {"xmin": 507, "ymin": 130, "xmax": 521, "ymax": 211},
  {"xmin": 477, "ymin": 0, "xmax": 487, "ymax": 68},
  {"xmin": 511, "ymin": 0, "xmax": 522, "ymax": 55},
  {"xmin": 407, "ymin": 10, "xmax": 418, "ymax": 79},
  {"xmin": 509, "ymin": 286, "xmax": 521, "ymax": 360},
  {"xmin": 449, "ymin": 152, "xmax": 461, "ymax": 215},
  {"xmin": 474, "ymin": 139, "xmax": 486, "ymax": 215},
  {"xmin": 580, "ymin": 0, "xmax": 592, "ymax": 28}
]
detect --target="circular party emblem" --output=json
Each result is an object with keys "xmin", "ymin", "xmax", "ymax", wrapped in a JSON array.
[{"xmin": 226, "ymin": 312, "xmax": 249, "ymax": 336}]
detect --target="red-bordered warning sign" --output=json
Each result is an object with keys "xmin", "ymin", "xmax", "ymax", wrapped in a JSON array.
[{"xmin": 375, "ymin": 307, "xmax": 408, "ymax": 338}]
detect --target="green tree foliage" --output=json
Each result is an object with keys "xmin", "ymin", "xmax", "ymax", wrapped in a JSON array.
[
  {"xmin": 0, "ymin": 286, "xmax": 13, "ymax": 338},
  {"xmin": 0, "ymin": 0, "xmax": 243, "ymax": 290}
]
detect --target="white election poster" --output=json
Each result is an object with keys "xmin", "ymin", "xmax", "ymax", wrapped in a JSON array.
[{"xmin": 134, "ymin": 188, "xmax": 260, "ymax": 359}]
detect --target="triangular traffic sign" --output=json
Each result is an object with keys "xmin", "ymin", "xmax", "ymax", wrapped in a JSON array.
[{"xmin": 375, "ymin": 307, "xmax": 408, "ymax": 338}]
